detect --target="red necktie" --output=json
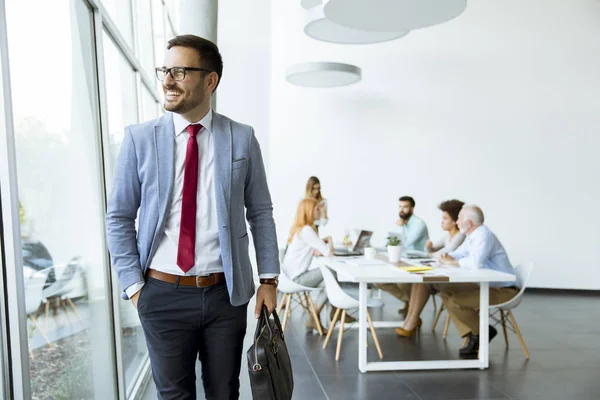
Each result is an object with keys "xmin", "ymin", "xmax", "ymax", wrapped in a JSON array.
[{"xmin": 177, "ymin": 124, "xmax": 202, "ymax": 273}]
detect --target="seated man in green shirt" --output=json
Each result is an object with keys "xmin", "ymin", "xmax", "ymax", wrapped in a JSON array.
[{"xmin": 376, "ymin": 196, "xmax": 430, "ymax": 314}]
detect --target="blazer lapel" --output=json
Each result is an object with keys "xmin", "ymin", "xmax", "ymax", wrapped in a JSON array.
[
  {"xmin": 212, "ymin": 111, "xmax": 231, "ymax": 224},
  {"xmin": 154, "ymin": 112, "xmax": 175, "ymax": 232}
]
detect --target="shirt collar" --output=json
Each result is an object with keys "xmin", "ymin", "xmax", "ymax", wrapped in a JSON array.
[
  {"xmin": 172, "ymin": 109, "xmax": 213, "ymax": 137},
  {"xmin": 467, "ymin": 224, "xmax": 485, "ymax": 241}
]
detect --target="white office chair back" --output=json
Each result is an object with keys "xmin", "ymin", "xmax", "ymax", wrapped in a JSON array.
[
  {"xmin": 278, "ymin": 270, "xmax": 320, "ymax": 294},
  {"xmin": 318, "ymin": 264, "xmax": 359, "ymax": 310},
  {"xmin": 25, "ymin": 270, "xmax": 50, "ymax": 315},
  {"xmin": 494, "ymin": 262, "xmax": 535, "ymax": 310}
]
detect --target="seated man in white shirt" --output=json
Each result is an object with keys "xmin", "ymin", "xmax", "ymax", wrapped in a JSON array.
[
  {"xmin": 437, "ymin": 205, "xmax": 519, "ymax": 359},
  {"xmin": 376, "ymin": 196, "xmax": 430, "ymax": 314}
]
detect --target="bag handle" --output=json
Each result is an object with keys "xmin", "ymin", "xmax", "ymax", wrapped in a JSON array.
[
  {"xmin": 265, "ymin": 306, "xmax": 284, "ymax": 339},
  {"xmin": 254, "ymin": 305, "xmax": 285, "ymax": 341},
  {"xmin": 251, "ymin": 305, "xmax": 284, "ymax": 371}
]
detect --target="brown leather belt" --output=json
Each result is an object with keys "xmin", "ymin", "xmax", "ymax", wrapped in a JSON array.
[{"xmin": 147, "ymin": 269, "xmax": 226, "ymax": 288}]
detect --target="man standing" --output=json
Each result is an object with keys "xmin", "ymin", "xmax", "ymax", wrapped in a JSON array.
[
  {"xmin": 376, "ymin": 196, "xmax": 429, "ymax": 313},
  {"xmin": 106, "ymin": 35, "xmax": 279, "ymax": 399},
  {"xmin": 438, "ymin": 205, "xmax": 518, "ymax": 359}
]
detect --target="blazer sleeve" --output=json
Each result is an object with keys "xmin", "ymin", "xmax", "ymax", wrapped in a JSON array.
[
  {"xmin": 244, "ymin": 129, "xmax": 281, "ymax": 276},
  {"xmin": 105, "ymin": 127, "xmax": 145, "ymax": 297}
]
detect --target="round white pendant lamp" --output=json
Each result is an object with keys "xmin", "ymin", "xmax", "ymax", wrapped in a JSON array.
[
  {"xmin": 286, "ymin": 62, "xmax": 361, "ymax": 87},
  {"xmin": 304, "ymin": 4, "xmax": 409, "ymax": 44},
  {"xmin": 323, "ymin": 0, "xmax": 467, "ymax": 33}
]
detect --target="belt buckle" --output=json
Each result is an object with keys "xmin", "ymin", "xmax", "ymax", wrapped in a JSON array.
[{"xmin": 196, "ymin": 274, "xmax": 213, "ymax": 288}]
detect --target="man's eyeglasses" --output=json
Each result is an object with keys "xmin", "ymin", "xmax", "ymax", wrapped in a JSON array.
[{"xmin": 155, "ymin": 67, "xmax": 211, "ymax": 82}]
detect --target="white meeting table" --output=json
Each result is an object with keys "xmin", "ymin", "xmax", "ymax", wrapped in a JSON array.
[{"xmin": 317, "ymin": 256, "xmax": 516, "ymax": 373}]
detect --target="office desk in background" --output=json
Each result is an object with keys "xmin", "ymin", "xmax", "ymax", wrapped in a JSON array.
[{"xmin": 317, "ymin": 256, "xmax": 516, "ymax": 373}]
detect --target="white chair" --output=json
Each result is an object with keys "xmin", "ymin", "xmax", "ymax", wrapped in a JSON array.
[
  {"xmin": 41, "ymin": 257, "xmax": 84, "ymax": 330},
  {"xmin": 489, "ymin": 262, "xmax": 534, "ymax": 359},
  {"xmin": 318, "ymin": 264, "xmax": 384, "ymax": 361},
  {"xmin": 25, "ymin": 269, "xmax": 54, "ymax": 355},
  {"xmin": 276, "ymin": 271, "xmax": 324, "ymax": 335},
  {"xmin": 432, "ymin": 263, "xmax": 534, "ymax": 359}
]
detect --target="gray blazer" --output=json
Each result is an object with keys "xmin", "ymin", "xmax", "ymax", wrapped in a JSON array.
[{"xmin": 105, "ymin": 111, "xmax": 280, "ymax": 306}]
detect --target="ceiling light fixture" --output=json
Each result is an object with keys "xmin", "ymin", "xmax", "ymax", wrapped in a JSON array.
[
  {"xmin": 304, "ymin": 4, "xmax": 409, "ymax": 44},
  {"xmin": 323, "ymin": 0, "xmax": 467, "ymax": 33},
  {"xmin": 285, "ymin": 62, "xmax": 361, "ymax": 87}
]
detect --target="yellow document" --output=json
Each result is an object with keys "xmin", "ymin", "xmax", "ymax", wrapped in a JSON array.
[{"xmin": 398, "ymin": 266, "xmax": 435, "ymax": 273}]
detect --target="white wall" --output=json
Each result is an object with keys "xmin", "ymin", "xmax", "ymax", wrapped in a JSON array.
[
  {"xmin": 217, "ymin": 0, "xmax": 271, "ymax": 166},
  {"xmin": 218, "ymin": 0, "xmax": 272, "ymax": 273},
  {"xmin": 269, "ymin": 0, "xmax": 600, "ymax": 289}
]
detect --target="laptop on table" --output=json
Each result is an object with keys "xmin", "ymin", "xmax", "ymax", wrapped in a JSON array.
[{"xmin": 334, "ymin": 230, "xmax": 373, "ymax": 257}]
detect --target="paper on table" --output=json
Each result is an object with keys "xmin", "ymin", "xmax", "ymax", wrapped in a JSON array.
[
  {"xmin": 340, "ymin": 258, "xmax": 388, "ymax": 266},
  {"xmin": 398, "ymin": 266, "xmax": 434, "ymax": 273}
]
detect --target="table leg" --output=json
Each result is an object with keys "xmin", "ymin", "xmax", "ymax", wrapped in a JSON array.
[
  {"xmin": 358, "ymin": 282, "xmax": 368, "ymax": 373},
  {"xmin": 479, "ymin": 282, "xmax": 489, "ymax": 369}
]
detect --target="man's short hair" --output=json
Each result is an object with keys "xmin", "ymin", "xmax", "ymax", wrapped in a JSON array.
[
  {"xmin": 167, "ymin": 34, "xmax": 223, "ymax": 91},
  {"xmin": 462, "ymin": 205, "xmax": 485, "ymax": 225},
  {"xmin": 398, "ymin": 196, "xmax": 415, "ymax": 208}
]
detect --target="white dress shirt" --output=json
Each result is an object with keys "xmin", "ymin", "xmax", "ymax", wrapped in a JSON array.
[
  {"xmin": 282, "ymin": 226, "xmax": 331, "ymax": 280},
  {"xmin": 126, "ymin": 110, "xmax": 274, "ymax": 298},
  {"xmin": 449, "ymin": 225, "xmax": 515, "ymax": 288}
]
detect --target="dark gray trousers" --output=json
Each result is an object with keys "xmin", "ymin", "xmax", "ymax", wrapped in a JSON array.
[{"xmin": 137, "ymin": 277, "xmax": 249, "ymax": 400}]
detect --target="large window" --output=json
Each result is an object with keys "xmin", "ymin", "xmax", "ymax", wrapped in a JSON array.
[
  {"xmin": 136, "ymin": 0, "xmax": 155, "ymax": 79},
  {"xmin": 152, "ymin": 0, "xmax": 167, "ymax": 77},
  {"xmin": 5, "ymin": 0, "xmax": 117, "ymax": 398},
  {"xmin": 103, "ymin": 31, "xmax": 151, "ymax": 394},
  {"xmin": 102, "ymin": 0, "xmax": 134, "ymax": 47}
]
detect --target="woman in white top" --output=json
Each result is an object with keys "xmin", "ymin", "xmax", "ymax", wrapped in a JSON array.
[
  {"xmin": 396, "ymin": 200, "xmax": 466, "ymax": 337},
  {"xmin": 305, "ymin": 176, "xmax": 328, "ymax": 229},
  {"xmin": 282, "ymin": 198, "xmax": 333, "ymax": 288}
]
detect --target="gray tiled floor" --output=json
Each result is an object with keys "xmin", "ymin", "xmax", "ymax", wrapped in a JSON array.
[{"xmin": 142, "ymin": 290, "xmax": 600, "ymax": 399}]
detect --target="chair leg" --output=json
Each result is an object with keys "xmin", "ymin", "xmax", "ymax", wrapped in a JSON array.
[
  {"xmin": 500, "ymin": 310, "xmax": 509, "ymax": 347},
  {"xmin": 303, "ymin": 293, "xmax": 310, "ymax": 315},
  {"xmin": 60, "ymin": 299, "xmax": 72, "ymax": 325},
  {"xmin": 508, "ymin": 310, "xmax": 530, "ymax": 359},
  {"xmin": 29, "ymin": 315, "xmax": 54, "ymax": 347},
  {"xmin": 286, "ymin": 293, "xmax": 293, "ymax": 319},
  {"xmin": 335, "ymin": 310, "xmax": 346, "ymax": 361},
  {"xmin": 296, "ymin": 293, "xmax": 306, "ymax": 310},
  {"xmin": 277, "ymin": 293, "xmax": 287, "ymax": 314},
  {"xmin": 442, "ymin": 313, "xmax": 451, "ymax": 339},
  {"xmin": 306, "ymin": 293, "xmax": 323, "ymax": 336},
  {"xmin": 432, "ymin": 305, "xmax": 445, "ymax": 331},
  {"xmin": 44, "ymin": 301, "xmax": 50, "ymax": 332},
  {"xmin": 432, "ymin": 294, "xmax": 437, "ymax": 311},
  {"xmin": 65, "ymin": 297, "xmax": 83, "ymax": 324},
  {"xmin": 366, "ymin": 311, "xmax": 383, "ymax": 360},
  {"xmin": 281, "ymin": 295, "xmax": 292, "ymax": 333},
  {"xmin": 323, "ymin": 308, "xmax": 341, "ymax": 349}
]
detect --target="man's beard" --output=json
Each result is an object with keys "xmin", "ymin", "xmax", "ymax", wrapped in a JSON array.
[{"xmin": 399, "ymin": 211, "xmax": 412, "ymax": 220}]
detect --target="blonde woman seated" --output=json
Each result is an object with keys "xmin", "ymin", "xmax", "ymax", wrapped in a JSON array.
[
  {"xmin": 305, "ymin": 176, "xmax": 328, "ymax": 230},
  {"xmin": 396, "ymin": 199, "xmax": 466, "ymax": 337},
  {"xmin": 282, "ymin": 198, "xmax": 333, "ymax": 287},
  {"xmin": 281, "ymin": 198, "xmax": 333, "ymax": 330}
]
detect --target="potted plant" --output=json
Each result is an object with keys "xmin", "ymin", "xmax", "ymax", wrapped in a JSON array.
[{"xmin": 386, "ymin": 236, "xmax": 402, "ymax": 263}]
